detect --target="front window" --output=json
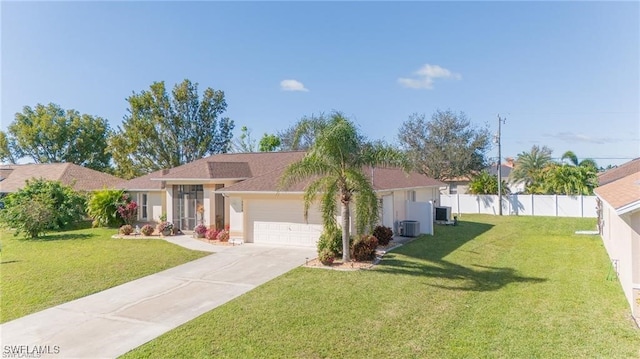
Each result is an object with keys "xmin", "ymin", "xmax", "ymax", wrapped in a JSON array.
[{"xmin": 140, "ymin": 193, "xmax": 148, "ymax": 220}]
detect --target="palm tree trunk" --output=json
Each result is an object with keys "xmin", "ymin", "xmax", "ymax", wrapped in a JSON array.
[{"xmin": 341, "ymin": 201, "xmax": 351, "ymax": 262}]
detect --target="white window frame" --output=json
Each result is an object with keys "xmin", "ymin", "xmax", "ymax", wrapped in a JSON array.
[{"xmin": 139, "ymin": 193, "xmax": 148, "ymax": 220}]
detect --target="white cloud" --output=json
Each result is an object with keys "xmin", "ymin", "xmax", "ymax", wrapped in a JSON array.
[
  {"xmin": 544, "ymin": 132, "xmax": 618, "ymax": 144},
  {"xmin": 398, "ymin": 64, "xmax": 461, "ymax": 89},
  {"xmin": 280, "ymin": 79, "xmax": 308, "ymax": 92}
]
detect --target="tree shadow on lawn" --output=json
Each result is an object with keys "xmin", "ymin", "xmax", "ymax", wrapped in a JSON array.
[
  {"xmin": 376, "ymin": 256, "xmax": 546, "ymax": 292},
  {"xmin": 17, "ymin": 232, "xmax": 95, "ymax": 242},
  {"xmin": 375, "ymin": 220, "xmax": 547, "ymax": 292}
]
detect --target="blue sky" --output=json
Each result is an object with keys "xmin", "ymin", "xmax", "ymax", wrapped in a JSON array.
[{"xmin": 2, "ymin": 1, "xmax": 638, "ymax": 167}]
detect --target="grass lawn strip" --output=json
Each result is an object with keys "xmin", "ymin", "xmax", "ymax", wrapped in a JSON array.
[
  {"xmin": 1, "ymin": 226, "xmax": 210, "ymax": 323},
  {"xmin": 123, "ymin": 215, "xmax": 640, "ymax": 358}
]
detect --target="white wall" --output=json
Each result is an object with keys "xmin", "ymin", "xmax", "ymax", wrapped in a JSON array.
[
  {"xmin": 600, "ymin": 201, "xmax": 640, "ymax": 320},
  {"xmin": 129, "ymin": 191, "xmax": 163, "ymax": 222},
  {"xmin": 440, "ymin": 194, "xmax": 597, "ymax": 218}
]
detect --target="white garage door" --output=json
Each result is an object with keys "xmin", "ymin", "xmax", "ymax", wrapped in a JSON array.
[{"xmin": 248, "ymin": 199, "xmax": 323, "ymax": 247}]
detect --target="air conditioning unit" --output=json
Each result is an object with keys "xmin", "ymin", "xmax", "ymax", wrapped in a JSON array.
[
  {"xmin": 401, "ymin": 220, "xmax": 420, "ymax": 237},
  {"xmin": 435, "ymin": 206, "xmax": 452, "ymax": 222}
]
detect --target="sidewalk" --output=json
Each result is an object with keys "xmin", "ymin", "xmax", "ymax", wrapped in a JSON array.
[{"xmin": 1, "ymin": 236, "xmax": 316, "ymax": 359}]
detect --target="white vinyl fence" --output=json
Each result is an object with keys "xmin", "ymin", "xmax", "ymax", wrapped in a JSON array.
[{"xmin": 440, "ymin": 194, "xmax": 597, "ymax": 218}]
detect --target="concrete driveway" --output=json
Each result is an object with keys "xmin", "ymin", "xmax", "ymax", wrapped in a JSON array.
[{"xmin": 1, "ymin": 239, "xmax": 316, "ymax": 358}]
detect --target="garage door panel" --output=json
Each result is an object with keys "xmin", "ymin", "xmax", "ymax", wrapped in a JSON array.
[{"xmin": 248, "ymin": 199, "xmax": 323, "ymax": 247}]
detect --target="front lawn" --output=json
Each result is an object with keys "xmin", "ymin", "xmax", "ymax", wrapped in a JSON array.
[
  {"xmin": 0, "ymin": 225, "xmax": 209, "ymax": 323},
  {"xmin": 123, "ymin": 215, "xmax": 640, "ymax": 358}
]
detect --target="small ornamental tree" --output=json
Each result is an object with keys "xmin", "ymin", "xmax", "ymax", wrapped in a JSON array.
[
  {"xmin": 116, "ymin": 194, "xmax": 138, "ymax": 225},
  {"xmin": 0, "ymin": 179, "xmax": 85, "ymax": 238}
]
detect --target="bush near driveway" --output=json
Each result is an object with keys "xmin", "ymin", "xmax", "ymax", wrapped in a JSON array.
[{"xmin": 124, "ymin": 215, "xmax": 640, "ymax": 358}]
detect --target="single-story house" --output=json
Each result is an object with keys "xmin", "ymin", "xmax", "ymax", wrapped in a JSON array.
[
  {"xmin": 593, "ymin": 158, "xmax": 640, "ymax": 323},
  {"xmin": 0, "ymin": 163, "xmax": 122, "ymax": 194},
  {"xmin": 120, "ymin": 151, "xmax": 444, "ymax": 247},
  {"xmin": 441, "ymin": 159, "xmax": 523, "ymax": 194}
]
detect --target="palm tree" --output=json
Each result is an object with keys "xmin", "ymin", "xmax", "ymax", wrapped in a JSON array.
[
  {"xmin": 279, "ymin": 113, "xmax": 405, "ymax": 262},
  {"xmin": 561, "ymin": 150, "xmax": 598, "ymax": 169},
  {"xmin": 509, "ymin": 145, "xmax": 553, "ymax": 193}
]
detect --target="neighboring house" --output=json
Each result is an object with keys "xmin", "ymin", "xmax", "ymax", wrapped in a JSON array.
[
  {"xmin": 120, "ymin": 151, "xmax": 444, "ymax": 247},
  {"xmin": 0, "ymin": 163, "xmax": 122, "ymax": 194},
  {"xmin": 441, "ymin": 159, "xmax": 522, "ymax": 194},
  {"xmin": 593, "ymin": 160, "xmax": 640, "ymax": 323},
  {"xmin": 598, "ymin": 157, "xmax": 640, "ymax": 186}
]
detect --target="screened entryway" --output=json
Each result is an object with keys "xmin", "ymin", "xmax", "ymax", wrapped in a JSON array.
[{"xmin": 172, "ymin": 185, "xmax": 204, "ymax": 231}]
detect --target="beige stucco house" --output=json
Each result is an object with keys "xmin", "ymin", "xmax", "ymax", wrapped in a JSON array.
[
  {"xmin": 594, "ymin": 158, "xmax": 640, "ymax": 323},
  {"xmin": 120, "ymin": 151, "xmax": 443, "ymax": 247}
]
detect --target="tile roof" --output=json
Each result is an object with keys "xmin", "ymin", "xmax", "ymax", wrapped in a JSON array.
[
  {"xmin": 594, "ymin": 171, "xmax": 640, "ymax": 214},
  {"xmin": 119, "ymin": 152, "xmax": 306, "ymax": 190},
  {"xmin": 220, "ymin": 164, "xmax": 444, "ymax": 193},
  {"xmin": 598, "ymin": 157, "xmax": 640, "ymax": 186},
  {"xmin": 120, "ymin": 151, "xmax": 443, "ymax": 194},
  {"xmin": 0, "ymin": 163, "xmax": 122, "ymax": 193}
]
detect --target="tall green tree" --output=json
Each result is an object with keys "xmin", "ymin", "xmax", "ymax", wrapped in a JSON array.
[
  {"xmin": 398, "ymin": 110, "xmax": 491, "ymax": 181},
  {"xmin": 468, "ymin": 170, "xmax": 510, "ymax": 195},
  {"xmin": 560, "ymin": 150, "xmax": 598, "ymax": 169},
  {"xmin": 280, "ymin": 112, "xmax": 406, "ymax": 262},
  {"xmin": 277, "ymin": 114, "xmax": 330, "ymax": 151},
  {"xmin": 231, "ymin": 126, "xmax": 256, "ymax": 153},
  {"xmin": 1, "ymin": 103, "xmax": 111, "ymax": 171},
  {"xmin": 258, "ymin": 133, "xmax": 281, "ymax": 152},
  {"xmin": 0, "ymin": 131, "xmax": 16, "ymax": 164},
  {"xmin": 509, "ymin": 145, "xmax": 553, "ymax": 193},
  {"xmin": 109, "ymin": 79, "xmax": 234, "ymax": 178}
]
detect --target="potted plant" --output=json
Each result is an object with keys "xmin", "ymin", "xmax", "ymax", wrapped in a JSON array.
[
  {"xmin": 194, "ymin": 224, "xmax": 207, "ymax": 238},
  {"xmin": 157, "ymin": 221, "xmax": 174, "ymax": 236}
]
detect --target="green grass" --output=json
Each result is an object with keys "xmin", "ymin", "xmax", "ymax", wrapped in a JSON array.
[
  {"xmin": 123, "ymin": 215, "xmax": 640, "ymax": 358},
  {"xmin": 0, "ymin": 224, "xmax": 209, "ymax": 323}
]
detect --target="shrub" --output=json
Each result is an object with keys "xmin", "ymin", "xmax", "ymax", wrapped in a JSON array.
[
  {"xmin": 350, "ymin": 234, "xmax": 378, "ymax": 261},
  {"xmin": 0, "ymin": 179, "xmax": 85, "ymax": 238},
  {"xmin": 216, "ymin": 229, "xmax": 230, "ymax": 242},
  {"xmin": 317, "ymin": 228, "xmax": 343, "ymax": 255},
  {"xmin": 318, "ymin": 248, "xmax": 335, "ymax": 265},
  {"xmin": 119, "ymin": 224, "xmax": 133, "ymax": 235},
  {"xmin": 141, "ymin": 224, "xmax": 154, "ymax": 236},
  {"xmin": 87, "ymin": 189, "xmax": 125, "ymax": 227},
  {"xmin": 373, "ymin": 225, "xmax": 394, "ymax": 246},
  {"xmin": 205, "ymin": 228, "xmax": 220, "ymax": 241},
  {"xmin": 1, "ymin": 193, "xmax": 55, "ymax": 238}
]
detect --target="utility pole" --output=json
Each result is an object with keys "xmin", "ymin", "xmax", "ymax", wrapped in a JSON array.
[{"xmin": 497, "ymin": 115, "xmax": 506, "ymax": 215}]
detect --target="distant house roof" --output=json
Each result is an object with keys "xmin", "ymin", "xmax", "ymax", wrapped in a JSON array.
[
  {"xmin": 120, "ymin": 151, "xmax": 443, "ymax": 194},
  {"xmin": 598, "ymin": 158, "xmax": 640, "ymax": 186},
  {"xmin": 487, "ymin": 164, "xmax": 512, "ymax": 178},
  {"xmin": 441, "ymin": 164, "xmax": 512, "ymax": 184},
  {"xmin": 594, "ymin": 159, "xmax": 640, "ymax": 215},
  {"xmin": 0, "ymin": 163, "xmax": 122, "ymax": 193}
]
